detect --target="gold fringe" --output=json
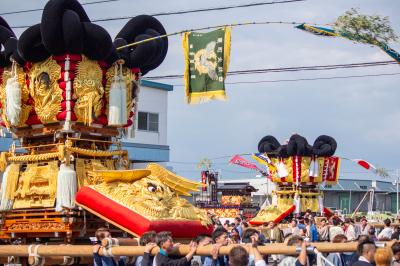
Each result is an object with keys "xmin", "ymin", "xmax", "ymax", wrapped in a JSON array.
[
  {"xmin": 76, "ymin": 158, "xmax": 86, "ymax": 189},
  {"xmin": 223, "ymin": 27, "xmax": 232, "ymax": 78},
  {"xmin": 5, "ymin": 164, "xmax": 20, "ymax": 202},
  {"xmin": 186, "ymin": 90, "xmax": 227, "ymax": 104},
  {"xmin": 182, "ymin": 32, "xmax": 191, "ymax": 103},
  {"xmin": 0, "ymin": 152, "xmax": 8, "ymax": 172}
]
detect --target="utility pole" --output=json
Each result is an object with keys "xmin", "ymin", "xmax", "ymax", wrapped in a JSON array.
[{"xmin": 397, "ymin": 169, "xmax": 399, "ymax": 218}]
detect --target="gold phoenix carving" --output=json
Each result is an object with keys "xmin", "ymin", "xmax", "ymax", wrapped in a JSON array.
[
  {"xmin": 73, "ymin": 56, "xmax": 104, "ymax": 125},
  {"xmin": 29, "ymin": 58, "xmax": 62, "ymax": 123}
]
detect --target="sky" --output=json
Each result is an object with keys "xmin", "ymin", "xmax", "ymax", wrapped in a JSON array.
[{"xmin": 1, "ymin": 0, "xmax": 400, "ymax": 183}]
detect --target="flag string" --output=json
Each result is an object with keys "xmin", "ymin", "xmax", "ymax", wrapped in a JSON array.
[{"xmin": 116, "ymin": 20, "xmax": 322, "ymax": 50}]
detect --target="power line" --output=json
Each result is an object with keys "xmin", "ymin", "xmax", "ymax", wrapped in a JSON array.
[
  {"xmin": 146, "ymin": 60, "xmax": 399, "ymax": 80},
  {"xmin": 10, "ymin": 0, "xmax": 308, "ymax": 29},
  {"xmin": 93, "ymin": 0, "xmax": 306, "ymax": 22},
  {"xmin": 169, "ymin": 72, "xmax": 400, "ymax": 86},
  {"xmin": 0, "ymin": 0, "xmax": 119, "ymax": 16}
]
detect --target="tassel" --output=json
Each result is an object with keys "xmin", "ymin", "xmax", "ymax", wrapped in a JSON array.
[
  {"xmin": 0, "ymin": 152, "xmax": 7, "ymax": 172},
  {"xmin": 309, "ymin": 158, "xmax": 315, "ymax": 177},
  {"xmin": 318, "ymin": 194, "xmax": 324, "ymax": 215},
  {"xmin": 56, "ymin": 163, "xmax": 77, "ymax": 212},
  {"xmin": 108, "ymin": 64, "xmax": 122, "ymax": 125},
  {"xmin": 313, "ymin": 158, "xmax": 320, "ymax": 178},
  {"xmin": 5, "ymin": 62, "xmax": 21, "ymax": 126},
  {"xmin": 277, "ymin": 160, "xmax": 288, "ymax": 178},
  {"xmin": 119, "ymin": 65, "xmax": 127, "ymax": 124},
  {"xmin": 272, "ymin": 192, "xmax": 278, "ymax": 205},
  {"xmin": 0, "ymin": 164, "xmax": 19, "ymax": 210},
  {"xmin": 0, "ymin": 165, "xmax": 11, "ymax": 209},
  {"xmin": 294, "ymin": 193, "xmax": 300, "ymax": 214}
]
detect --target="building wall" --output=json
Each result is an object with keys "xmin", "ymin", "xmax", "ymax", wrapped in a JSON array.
[
  {"xmin": 127, "ymin": 84, "xmax": 169, "ymax": 146},
  {"xmin": 323, "ymin": 191, "xmax": 394, "ymax": 213}
]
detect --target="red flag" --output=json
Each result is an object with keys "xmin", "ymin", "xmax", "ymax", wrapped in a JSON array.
[
  {"xmin": 229, "ymin": 155, "xmax": 262, "ymax": 171},
  {"xmin": 352, "ymin": 159, "xmax": 376, "ymax": 170}
]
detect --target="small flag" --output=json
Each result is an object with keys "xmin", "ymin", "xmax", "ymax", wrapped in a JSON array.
[
  {"xmin": 352, "ymin": 159, "xmax": 376, "ymax": 171},
  {"xmin": 182, "ymin": 27, "xmax": 231, "ymax": 104},
  {"xmin": 229, "ymin": 155, "xmax": 261, "ymax": 171},
  {"xmin": 296, "ymin": 23, "xmax": 400, "ymax": 63},
  {"xmin": 252, "ymin": 153, "xmax": 277, "ymax": 172},
  {"xmin": 252, "ymin": 153, "xmax": 272, "ymax": 164}
]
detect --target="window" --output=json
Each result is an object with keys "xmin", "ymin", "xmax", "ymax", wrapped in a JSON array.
[
  {"xmin": 360, "ymin": 185, "xmax": 368, "ymax": 189},
  {"xmin": 138, "ymin": 112, "xmax": 159, "ymax": 132}
]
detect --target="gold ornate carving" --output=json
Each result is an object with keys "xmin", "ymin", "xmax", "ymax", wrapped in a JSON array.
[
  {"xmin": 29, "ymin": 58, "xmax": 62, "ymax": 123},
  {"xmin": 146, "ymin": 163, "xmax": 202, "ymax": 196},
  {"xmin": 91, "ymin": 164, "xmax": 211, "ymax": 226},
  {"xmin": 8, "ymin": 151, "xmax": 61, "ymax": 162},
  {"xmin": 8, "ymin": 222, "xmax": 66, "ymax": 231},
  {"xmin": 73, "ymin": 56, "xmax": 104, "ymax": 125},
  {"xmin": 13, "ymin": 161, "xmax": 58, "ymax": 209},
  {"xmin": 0, "ymin": 65, "xmax": 31, "ymax": 127},
  {"xmin": 89, "ymin": 169, "xmax": 151, "ymax": 183},
  {"xmin": 76, "ymin": 158, "xmax": 115, "ymax": 187},
  {"xmin": 66, "ymin": 146, "xmax": 127, "ymax": 157}
]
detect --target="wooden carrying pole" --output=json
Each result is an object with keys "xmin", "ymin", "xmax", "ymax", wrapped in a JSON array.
[{"xmin": 0, "ymin": 242, "xmax": 360, "ymax": 257}]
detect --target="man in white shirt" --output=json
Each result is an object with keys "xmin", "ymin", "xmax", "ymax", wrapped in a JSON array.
[{"xmin": 377, "ymin": 218, "xmax": 393, "ymax": 240}]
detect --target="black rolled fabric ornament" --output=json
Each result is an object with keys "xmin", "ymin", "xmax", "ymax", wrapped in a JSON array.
[
  {"xmin": 129, "ymin": 34, "xmax": 159, "ymax": 70},
  {"xmin": 41, "ymin": 0, "xmax": 90, "ymax": 55},
  {"xmin": 287, "ymin": 134, "xmax": 313, "ymax": 156},
  {"xmin": 312, "ymin": 135, "xmax": 337, "ymax": 157},
  {"xmin": 62, "ymin": 9, "xmax": 84, "ymax": 54},
  {"xmin": 0, "ymin": 19, "xmax": 17, "ymax": 67},
  {"xmin": 107, "ymin": 38, "xmax": 129, "ymax": 65},
  {"xmin": 0, "ymin": 16, "xmax": 13, "ymax": 32},
  {"xmin": 277, "ymin": 144, "xmax": 289, "ymax": 158},
  {"xmin": 115, "ymin": 15, "xmax": 168, "ymax": 75},
  {"xmin": 18, "ymin": 24, "xmax": 50, "ymax": 63},
  {"xmin": 140, "ymin": 28, "xmax": 167, "ymax": 74},
  {"xmin": 82, "ymin": 22, "xmax": 115, "ymax": 61},
  {"xmin": 257, "ymin": 135, "xmax": 280, "ymax": 155}
]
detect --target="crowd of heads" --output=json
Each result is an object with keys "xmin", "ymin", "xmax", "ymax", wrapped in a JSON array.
[{"xmin": 93, "ymin": 212, "xmax": 400, "ymax": 266}]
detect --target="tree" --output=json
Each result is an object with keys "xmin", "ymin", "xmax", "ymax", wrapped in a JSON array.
[
  {"xmin": 197, "ymin": 158, "xmax": 212, "ymax": 171},
  {"xmin": 334, "ymin": 8, "xmax": 398, "ymax": 46},
  {"xmin": 375, "ymin": 167, "xmax": 390, "ymax": 178}
]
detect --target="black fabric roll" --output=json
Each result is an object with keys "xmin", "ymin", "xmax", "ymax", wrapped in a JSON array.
[
  {"xmin": 0, "ymin": 25, "xmax": 16, "ymax": 66},
  {"xmin": 312, "ymin": 135, "xmax": 337, "ymax": 156},
  {"xmin": 82, "ymin": 22, "xmax": 114, "ymax": 61},
  {"xmin": 257, "ymin": 135, "xmax": 280, "ymax": 154},
  {"xmin": 0, "ymin": 54, "xmax": 6, "ymax": 68},
  {"xmin": 41, "ymin": 0, "xmax": 90, "ymax": 54},
  {"xmin": 18, "ymin": 24, "xmax": 50, "ymax": 63},
  {"xmin": 287, "ymin": 134, "xmax": 312, "ymax": 156},
  {"xmin": 115, "ymin": 15, "xmax": 168, "ymax": 74},
  {"xmin": 277, "ymin": 144, "xmax": 289, "ymax": 158},
  {"xmin": 62, "ymin": 9, "xmax": 84, "ymax": 54}
]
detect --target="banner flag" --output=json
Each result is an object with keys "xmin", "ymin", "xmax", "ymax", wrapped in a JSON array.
[
  {"xmin": 229, "ymin": 155, "xmax": 262, "ymax": 171},
  {"xmin": 252, "ymin": 153, "xmax": 277, "ymax": 172},
  {"xmin": 182, "ymin": 27, "xmax": 231, "ymax": 104},
  {"xmin": 296, "ymin": 23, "xmax": 400, "ymax": 63}
]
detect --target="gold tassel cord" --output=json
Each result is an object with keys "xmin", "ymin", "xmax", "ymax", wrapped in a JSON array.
[
  {"xmin": 223, "ymin": 27, "xmax": 232, "ymax": 78},
  {"xmin": 66, "ymin": 146, "xmax": 127, "ymax": 157},
  {"xmin": 7, "ymin": 146, "xmax": 126, "ymax": 163},
  {"xmin": 7, "ymin": 152, "xmax": 61, "ymax": 162},
  {"xmin": 182, "ymin": 32, "xmax": 191, "ymax": 103}
]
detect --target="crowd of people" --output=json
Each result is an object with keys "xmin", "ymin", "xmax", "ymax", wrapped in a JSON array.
[{"xmin": 92, "ymin": 212, "xmax": 400, "ymax": 266}]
